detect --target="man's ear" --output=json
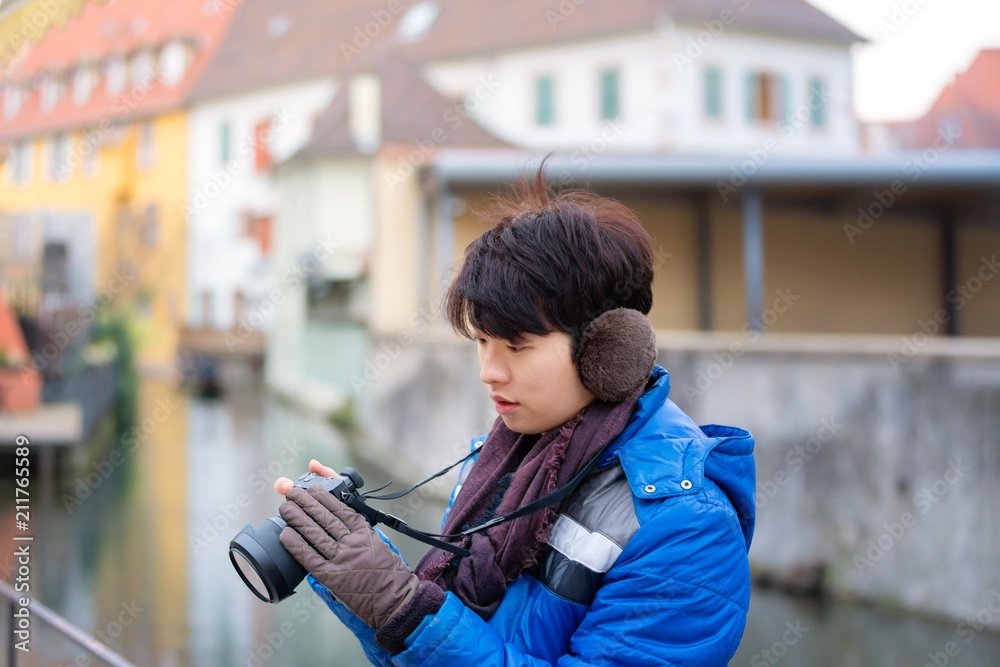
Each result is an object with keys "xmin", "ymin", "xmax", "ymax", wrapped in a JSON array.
[{"xmin": 573, "ymin": 309, "xmax": 656, "ymax": 403}]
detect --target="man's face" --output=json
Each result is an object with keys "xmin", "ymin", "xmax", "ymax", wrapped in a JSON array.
[{"xmin": 474, "ymin": 328, "xmax": 595, "ymax": 435}]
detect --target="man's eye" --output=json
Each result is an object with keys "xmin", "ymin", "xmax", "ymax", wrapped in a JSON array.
[{"xmin": 507, "ymin": 345, "xmax": 523, "ymax": 353}]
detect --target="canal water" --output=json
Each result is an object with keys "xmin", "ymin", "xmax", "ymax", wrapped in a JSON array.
[{"xmin": 1, "ymin": 378, "xmax": 999, "ymax": 666}]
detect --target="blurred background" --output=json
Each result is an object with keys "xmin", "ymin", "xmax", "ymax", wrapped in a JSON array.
[{"xmin": 0, "ymin": 0, "xmax": 998, "ymax": 665}]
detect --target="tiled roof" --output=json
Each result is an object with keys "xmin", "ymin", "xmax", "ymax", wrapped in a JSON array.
[
  {"xmin": 891, "ymin": 49, "xmax": 1000, "ymax": 149},
  {"xmin": 0, "ymin": 0, "xmax": 237, "ymax": 140},
  {"xmin": 295, "ymin": 54, "xmax": 507, "ymax": 160},
  {"xmin": 188, "ymin": 0, "xmax": 394, "ymax": 101},
  {"xmin": 188, "ymin": 0, "xmax": 862, "ymax": 103},
  {"xmin": 400, "ymin": 0, "xmax": 863, "ymax": 60}
]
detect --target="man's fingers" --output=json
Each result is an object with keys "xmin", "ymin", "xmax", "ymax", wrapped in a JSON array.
[
  {"xmin": 309, "ymin": 459, "xmax": 339, "ymax": 477},
  {"xmin": 279, "ymin": 526, "xmax": 325, "ymax": 572},
  {"xmin": 279, "ymin": 495, "xmax": 342, "ymax": 560},
  {"xmin": 274, "ymin": 477, "xmax": 293, "ymax": 495}
]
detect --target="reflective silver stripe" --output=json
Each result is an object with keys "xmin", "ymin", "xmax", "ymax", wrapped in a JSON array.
[{"xmin": 546, "ymin": 515, "xmax": 623, "ymax": 574}]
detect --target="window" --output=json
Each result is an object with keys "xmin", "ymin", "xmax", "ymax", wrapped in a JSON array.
[
  {"xmin": 48, "ymin": 134, "xmax": 71, "ymax": 182},
  {"xmin": 397, "ymin": 2, "xmax": 439, "ymax": 41},
  {"xmin": 306, "ymin": 278, "xmax": 368, "ymax": 323},
  {"xmin": 41, "ymin": 242, "xmax": 70, "ymax": 296},
  {"xmin": 40, "ymin": 75, "xmax": 63, "ymax": 113},
  {"xmin": 73, "ymin": 65, "xmax": 95, "ymax": 106},
  {"xmin": 160, "ymin": 41, "xmax": 189, "ymax": 86},
  {"xmin": 131, "ymin": 50, "xmax": 155, "ymax": 88},
  {"xmin": 83, "ymin": 140, "xmax": 98, "ymax": 178},
  {"xmin": 745, "ymin": 71, "xmax": 780, "ymax": 123},
  {"xmin": 243, "ymin": 214, "xmax": 272, "ymax": 254},
  {"xmin": 4, "ymin": 84, "xmax": 23, "ymax": 118},
  {"xmin": 808, "ymin": 78, "xmax": 827, "ymax": 128},
  {"xmin": 254, "ymin": 119, "xmax": 272, "ymax": 171},
  {"xmin": 536, "ymin": 75, "xmax": 555, "ymax": 126},
  {"xmin": 201, "ymin": 290, "xmax": 215, "ymax": 329},
  {"xmin": 599, "ymin": 68, "xmax": 619, "ymax": 120},
  {"xmin": 779, "ymin": 76, "xmax": 791, "ymax": 122},
  {"xmin": 140, "ymin": 204, "xmax": 159, "ymax": 249},
  {"xmin": 8, "ymin": 140, "xmax": 34, "ymax": 186},
  {"xmin": 703, "ymin": 66, "xmax": 723, "ymax": 119},
  {"xmin": 105, "ymin": 56, "xmax": 126, "ymax": 96},
  {"xmin": 137, "ymin": 121, "xmax": 154, "ymax": 169},
  {"xmin": 220, "ymin": 121, "xmax": 231, "ymax": 165}
]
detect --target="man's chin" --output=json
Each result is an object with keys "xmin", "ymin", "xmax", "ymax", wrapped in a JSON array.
[{"xmin": 501, "ymin": 414, "xmax": 544, "ymax": 436}]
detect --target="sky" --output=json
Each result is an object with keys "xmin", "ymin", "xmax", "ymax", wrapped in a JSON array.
[{"xmin": 806, "ymin": 0, "xmax": 1000, "ymax": 122}]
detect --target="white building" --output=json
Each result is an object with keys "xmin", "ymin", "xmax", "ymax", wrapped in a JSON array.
[{"xmin": 406, "ymin": 0, "xmax": 862, "ymax": 156}]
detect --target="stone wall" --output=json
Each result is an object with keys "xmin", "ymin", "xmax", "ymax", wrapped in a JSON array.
[{"xmin": 361, "ymin": 331, "xmax": 1000, "ymax": 627}]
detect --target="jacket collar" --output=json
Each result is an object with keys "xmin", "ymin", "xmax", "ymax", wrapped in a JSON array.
[{"xmin": 600, "ymin": 365, "xmax": 756, "ymax": 548}]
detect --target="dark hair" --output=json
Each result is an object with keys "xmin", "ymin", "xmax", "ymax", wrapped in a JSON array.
[{"xmin": 443, "ymin": 162, "xmax": 653, "ymax": 349}]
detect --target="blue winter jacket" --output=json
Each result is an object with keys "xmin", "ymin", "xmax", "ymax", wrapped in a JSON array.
[{"xmin": 307, "ymin": 365, "xmax": 756, "ymax": 666}]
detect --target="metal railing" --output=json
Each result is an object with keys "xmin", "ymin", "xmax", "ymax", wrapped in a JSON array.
[{"xmin": 0, "ymin": 580, "xmax": 135, "ymax": 667}]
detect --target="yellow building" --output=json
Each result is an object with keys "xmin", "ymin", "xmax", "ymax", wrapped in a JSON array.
[{"xmin": 0, "ymin": 0, "xmax": 235, "ymax": 370}]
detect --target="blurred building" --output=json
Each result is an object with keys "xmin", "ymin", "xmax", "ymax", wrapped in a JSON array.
[
  {"xmin": 0, "ymin": 0, "xmax": 236, "ymax": 370},
  {"xmin": 405, "ymin": 0, "xmax": 862, "ymax": 155},
  {"xmin": 881, "ymin": 48, "xmax": 1000, "ymax": 150},
  {"xmin": 183, "ymin": 1, "xmax": 346, "ymax": 339}
]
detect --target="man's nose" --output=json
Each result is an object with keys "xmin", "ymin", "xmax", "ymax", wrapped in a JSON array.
[{"xmin": 479, "ymin": 346, "xmax": 510, "ymax": 385}]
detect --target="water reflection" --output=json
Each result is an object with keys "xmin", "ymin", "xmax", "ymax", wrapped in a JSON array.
[{"xmin": 1, "ymin": 378, "xmax": 998, "ymax": 666}]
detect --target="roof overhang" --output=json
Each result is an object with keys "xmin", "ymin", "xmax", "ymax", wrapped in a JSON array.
[{"xmin": 427, "ymin": 149, "xmax": 1000, "ymax": 190}]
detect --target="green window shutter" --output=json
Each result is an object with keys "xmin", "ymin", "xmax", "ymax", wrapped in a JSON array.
[
  {"xmin": 599, "ymin": 68, "xmax": 620, "ymax": 120},
  {"xmin": 537, "ymin": 76, "xmax": 555, "ymax": 126},
  {"xmin": 780, "ymin": 75, "xmax": 791, "ymax": 121},
  {"xmin": 745, "ymin": 72, "xmax": 758, "ymax": 122},
  {"xmin": 704, "ymin": 67, "xmax": 722, "ymax": 118},
  {"xmin": 220, "ymin": 121, "xmax": 231, "ymax": 165},
  {"xmin": 809, "ymin": 78, "xmax": 826, "ymax": 127}
]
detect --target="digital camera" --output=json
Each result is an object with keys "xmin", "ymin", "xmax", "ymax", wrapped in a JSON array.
[{"xmin": 228, "ymin": 468, "xmax": 367, "ymax": 603}]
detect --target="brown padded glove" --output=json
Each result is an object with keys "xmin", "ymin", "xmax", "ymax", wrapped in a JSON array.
[{"xmin": 278, "ymin": 485, "xmax": 419, "ymax": 629}]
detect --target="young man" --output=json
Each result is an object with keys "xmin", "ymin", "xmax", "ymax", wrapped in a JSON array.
[{"xmin": 274, "ymin": 168, "xmax": 756, "ymax": 666}]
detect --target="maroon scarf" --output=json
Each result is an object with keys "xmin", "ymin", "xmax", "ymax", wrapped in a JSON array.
[{"xmin": 415, "ymin": 385, "xmax": 644, "ymax": 620}]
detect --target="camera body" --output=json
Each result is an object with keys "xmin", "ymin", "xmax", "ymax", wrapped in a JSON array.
[{"xmin": 229, "ymin": 467, "xmax": 368, "ymax": 604}]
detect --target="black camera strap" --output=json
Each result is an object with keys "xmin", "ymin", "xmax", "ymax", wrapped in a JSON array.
[{"xmin": 356, "ymin": 438, "xmax": 617, "ymax": 558}]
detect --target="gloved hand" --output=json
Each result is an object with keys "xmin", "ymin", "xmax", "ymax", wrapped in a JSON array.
[{"xmin": 278, "ymin": 485, "xmax": 419, "ymax": 629}]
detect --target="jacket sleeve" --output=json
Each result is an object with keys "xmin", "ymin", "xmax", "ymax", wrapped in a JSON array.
[{"xmin": 389, "ymin": 495, "xmax": 751, "ymax": 667}]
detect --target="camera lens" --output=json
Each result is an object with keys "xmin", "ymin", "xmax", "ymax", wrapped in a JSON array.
[
  {"xmin": 229, "ymin": 516, "xmax": 307, "ymax": 604},
  {"xmin": 230, "ymin": 549, "xmax": 270, "ymax": 602}
]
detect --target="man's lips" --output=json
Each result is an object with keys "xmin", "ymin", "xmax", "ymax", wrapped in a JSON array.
[{"xmin": 490, "ymin": 394, "xmax": 519, "ymax": 415}]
